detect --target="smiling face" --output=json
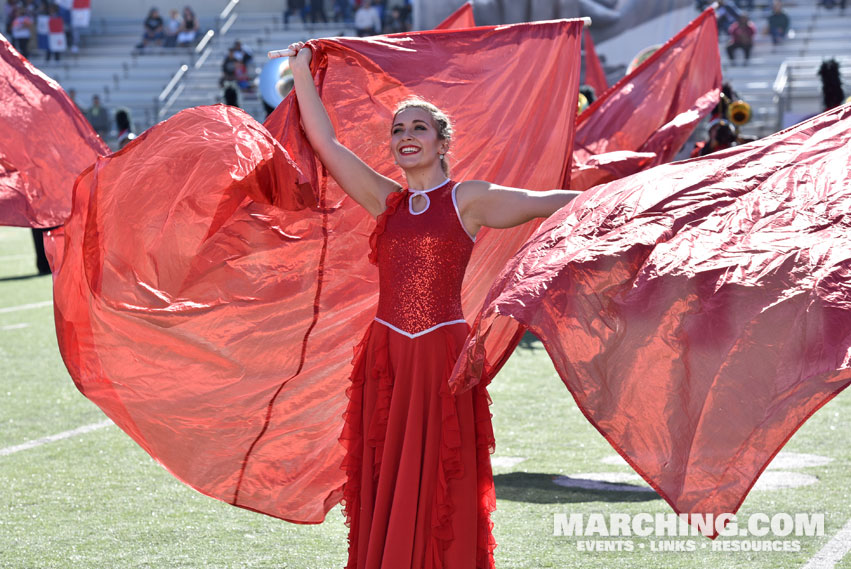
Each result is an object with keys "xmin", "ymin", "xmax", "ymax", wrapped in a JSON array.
[{"xmin": 390, "ymin": 107, "xmax": 448, "ymax": 173}]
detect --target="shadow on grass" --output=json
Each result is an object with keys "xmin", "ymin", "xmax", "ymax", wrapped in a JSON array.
[
  {"xmin": 0, "ymin": 272, "xmax": 50, "ymax": 282},
  {"xmin": 518, "ymin": 330, "xmax": 543, "ymax": 350},
  {"xmin": 494, "ymin": 472, "xmax": 661, "ymax": 504}
]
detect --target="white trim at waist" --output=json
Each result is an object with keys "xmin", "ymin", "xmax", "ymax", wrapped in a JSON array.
[{"xmin": 374, "ymin": 317, "xmax": 467, "ymax": 338}]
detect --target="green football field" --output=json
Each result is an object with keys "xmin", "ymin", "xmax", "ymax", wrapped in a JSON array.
[{"xmin": 1, "ymin": 225, "xmax": 848, "ymax": 569}]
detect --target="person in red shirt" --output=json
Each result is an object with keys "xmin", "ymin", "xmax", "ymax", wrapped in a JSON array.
[{"xmin": 727, "ymin": 13, "xmax": 757, "ymax": 65}]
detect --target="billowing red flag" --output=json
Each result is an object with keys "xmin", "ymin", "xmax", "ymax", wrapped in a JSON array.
[
  {"xmin": 582, "ymin": 28, "xmax": 608, "ymax": 97},
  {"xmin": 572, "ymin": 7, "xmax": 721, "ymax": 191},
  {"xmin": 0, "ymin": 33, "xmax": 107, "ymax": 228},
  {"xmin": 54, "ymin": 21, "xmax": 583, "ymax": 522},
  {"xmin": 453, "ymin": 8, "xmax": 725, "ymax": 393},
  {"xmin": 451, "ymin": 104, "xmax": 851, "ymax": 530},
  {"xmin": 437, "ymin": 2, "xmax": 476, "ymax": 29}
]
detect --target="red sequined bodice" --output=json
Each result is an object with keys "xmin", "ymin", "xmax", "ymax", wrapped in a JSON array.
[{"xmin": 370, "ymin": 179, "xmax": 475, "ymax": 337}]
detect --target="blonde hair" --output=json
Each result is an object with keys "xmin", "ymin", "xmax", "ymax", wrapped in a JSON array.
[{"xmin": 393, "ymin": 98, "xmax": 453, "ymax": 176}]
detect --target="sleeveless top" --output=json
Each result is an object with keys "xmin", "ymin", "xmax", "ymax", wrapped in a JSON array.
[{"xmin": 369, "ymin": 179, "xmax": 476, "ymax": 338}]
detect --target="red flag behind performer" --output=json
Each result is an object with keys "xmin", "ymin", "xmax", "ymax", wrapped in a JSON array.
[
  {"xmin": 572, "ymin": 7, "xmax": 721, "ymax": 191},
  {"xmin": 54, "ymin": 21, "xmax": 583, "ymax": 523},
  {"xmin": 0, "ymin": 33, "xmax": 107, "ymax": 228},
  {"xmin": 458, "ymin": 8, "xmax": 724, "ymax": 395},
  {"xmin": 582, "ymin": 29, "xmax": 608, "ymax": 97},
  {"xmin": 452, "ymin": 104, "xmax": 851, "ymax": 529},
  {"xmin": 436, "ymin": 2, "xmax": 476, "ymax": 30}
]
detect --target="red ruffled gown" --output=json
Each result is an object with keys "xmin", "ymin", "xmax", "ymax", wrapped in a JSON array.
[{"xmin": 340, "ymin": 179, "xmax": 497, "ymax": 569}]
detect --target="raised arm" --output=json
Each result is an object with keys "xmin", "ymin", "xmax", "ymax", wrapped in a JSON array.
[
  {"xmin": 287, "ymin": 43, "xmax": 400, "ymax": 217},
  {"xmin": 456, "ymin": 180, "xmax": 580, "ymax": 237}
]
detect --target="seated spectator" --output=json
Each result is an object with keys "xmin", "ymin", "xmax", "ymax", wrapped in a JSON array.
[
  {"xmin": 164, "ymin": 9, "xmax": 181, "ymax": 47},
  {"xmin": 727, "ymin": 13, "xmax": 756, "ymax": 65},
  {"xmin": 767, "ymin": 2, "xmax": 790, "ymax": 46},
  {"xmin": 177, "ymin": 5, "xmax": 199, "ymax": 47},
  {"xmin": 234, "ymin": 61, "xmax": 253, "ymax": 92},
  {"xmin": 220, "ymin": 48, "xmax": 238, "ymax": 86},
  {"xmin": 5, "ymin": 1, "xmax": 19, "ymax": 36},
  {"xmin": 819, "ymin": 0, "xmax": 847, "ymax": 11},
  {"xmin": 10, "ymin": 7, "xmax": 34, "ymax": 58},
  {"xmin": 231, "ymin": 40, "xmax": 253, "ymax": 67},
  {"xmin": 333, "ymin": 0, "xmax": 352, "ymax": 24},
  {"xmin": 284, "ymin": 0, "xmax": 306, "ymax": 28},
  {"xmin": 86, "ymin": 94, "xmax": 111, "ymax": 139},
  {"xmin": 384, "ymin": 6, "xmax": 407, "ymax": 34},
  {"xmin": 354, "ymin": 0, "xmax": 381, "ymax": 37},
  {"xmin": 138, "ymin": 7, "xmax": 165, "ymax": 48},
  {"xmin": 715, "ymin": 0, "xmax": 742, "ymax": 35},
  {"xmin": 307, "ymin": 0, "xmax": 327, "ymax": 23}
]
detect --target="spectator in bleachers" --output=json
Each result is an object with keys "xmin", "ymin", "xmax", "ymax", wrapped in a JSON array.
[
  {"xmin": 307, "ymin": 0, "xmax": 328, "ymax": 23},
  {"xmin": 4, "ymin": 1, "xmax": 18, "ymax": 36},
  {"xmin": 138, "ymin": 7, "xmax": 165, "ymax": 49},
  {"xmin": 67, "ymin": 87, "xmax": 78, "ymax": 108},
  {"xmin": 10, "ymin": 6, "xmax": 34, "ymax": 58},
  {"xmin": 726, "ymin": 13, "xmax": 757, "ymax": 65},
  {"xmin": 221, "ymin": 48, "xmax": 238, "ymax": 86},
  {"xmin": 767, "ymin": 2, "xmax": 790, "ymax": 46},
  {"xmin": 284, "ymin": 0, "xmax": 306, "ymax": 28},
  {"xmin": 231, "ymin": 39, "xmax": 253, "ymax": 67},
  {"xmin": 819, "ymin": 0, "xmax": 847, "ymax": 11},
  {"xmin": 354, "ymin": 0, "xmax": 381, "ymax": 36},
  {"xmin": 86, "ymin": 94, "xmax": 111, "ymax": 139},
  {"xmin": 164, "ymin": 9, "xmax": 181, "ymax": 47},
  {"xmin": 115, "ymin": 108, "xmax": 136, "ymax": 148},
  {"xmin": 333, "ymin": 0, "xmax": 352, "ymax": 24},
  {"xmin": 177, "ymin": 6, "xmax": 198, "ymax": 47},
  {"xmin": 715, "ymin": 0, "xmax": 742, "ymax": 35},
  {"xmin": 384, "ymin": 5, "xmax": 406, "ymax": 33}
]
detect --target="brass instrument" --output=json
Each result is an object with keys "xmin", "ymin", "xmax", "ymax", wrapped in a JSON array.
[
  {"xmin": 578, "ymin": 92, "xmax": 589, "ymax": 113},
  {"xmin": 728, "ymin": 99, "xmax": 752, "ymax": 126}
]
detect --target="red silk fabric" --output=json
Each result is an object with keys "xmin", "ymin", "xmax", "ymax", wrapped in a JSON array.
[
  {"xmin": 436, "ymin": 2, "xmax": 476, "ymax": 30},
  {"xmin": 454, "ymin": 8, "xmax": 724, "ymax": 392},
  {"xmin": 572, "ymin": 8, "xmax": 722, "ymax": 192},
  {"xmin": 582, "ymin": 29, "xmax": 608, "ymax": 97},
  {"xmin": 53, "ymin": 21, "xmax": 583, "ymax": 523},
  {"xmin": 451, "ymin": 104, "xmax": 851, "ymax": 528},
  {"xmin": 0, "ymin": 33, "xmax": 107, "ymax": 228}
]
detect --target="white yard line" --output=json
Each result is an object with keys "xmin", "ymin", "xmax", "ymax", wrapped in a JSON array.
[
  {"xmin": 0, "ymin": 323, "xmax": 31, "ymax": 331},
  {"xmin": 802, "ymin": 519, "xmax": 851, "ymax": 569},
  {"xmin": 0, "ymin": 300, "xmax": 52, "ymax": 314},
  {"xmin": 0, "ymin": 254, "xmax": 33, "ymax": 262},
  {"xmin": 0, "ymin": 420, "xmax": 113, "ymax": 456}
]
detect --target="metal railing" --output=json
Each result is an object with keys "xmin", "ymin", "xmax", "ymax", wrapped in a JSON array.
[
  {"xmin": 153, "ymin": 0, "xmax": 240, "ymax": 120},
  {"xmin": 773, "ymin": 56, "xmax": 851, "ymax": 132}
]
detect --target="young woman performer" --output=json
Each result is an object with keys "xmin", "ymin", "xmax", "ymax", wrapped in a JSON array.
[{"xmin": 286, "ymin": 41, "xmax": 579, "ymax": 569}]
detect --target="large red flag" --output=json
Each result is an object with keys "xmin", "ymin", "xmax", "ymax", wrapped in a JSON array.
[
  {"xmin": 54, "ymin": 20, "xmax": 583, "ymax": 522},
  {"xmin": 451, "ymin": 104, "xmax": 851, "ymax": 531},
  {"xmin": 582, "ymin": 28, "xmax": 608, "ymax": 97},
  {"xmin": 437, "ymin": 2, "xmax": 476, "ymax": 30},
  {"xmin": 0, "ymin": 33, "xmax": 107, "ymax": 228},
  {"xmin": 572, "ymin": 7, "xmax": 722, "ymax": 191},
  {"xmin": 452, "ymin": 8, "xmax": 724, "ymax": 391}
]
